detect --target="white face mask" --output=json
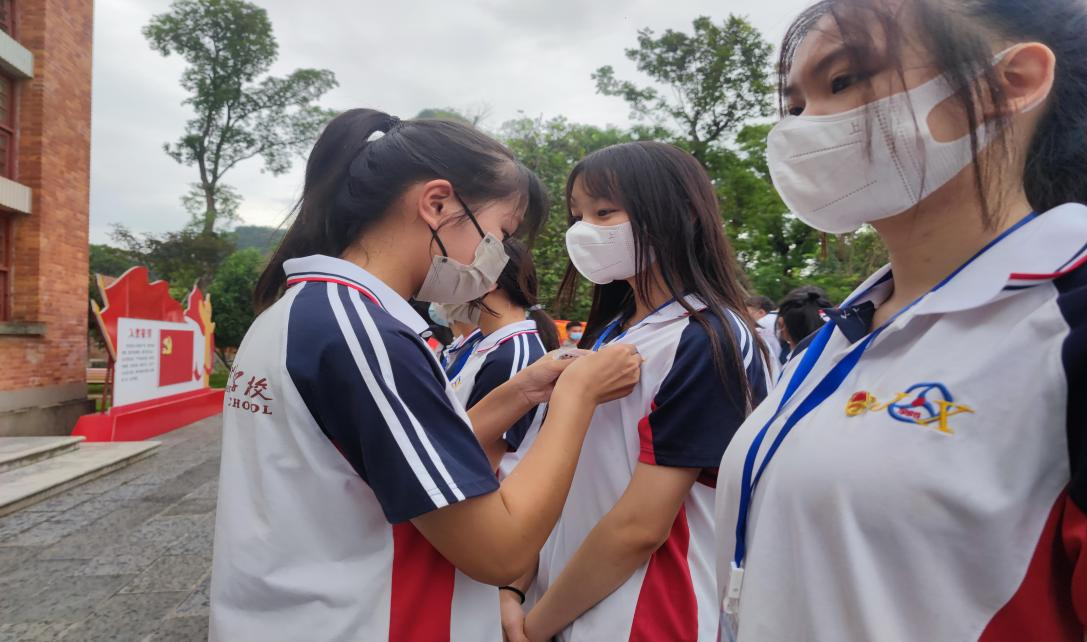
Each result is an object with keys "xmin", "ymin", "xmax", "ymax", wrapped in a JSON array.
[
  {"xmin": 767, "ymin": 50, "xmax": 1029, "ymax": 234},
  {"xmin": 565, "ymin": 220, "xmax": 639, "ymax": 285},
  {"xmin": 428, "ymin": 302, "xmax": 450, "ymax": 327},
  {"xmin": 416, "ymin": 196, "xmax": 510, "ymax": 304},
  {"xmin": 432, "ymin": 301, "xmax": 481, "ymax": 326}
]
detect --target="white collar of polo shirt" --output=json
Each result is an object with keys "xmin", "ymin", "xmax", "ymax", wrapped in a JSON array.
[
  {"xmin": 449, "ymin": 328, "xmax": 482, "ymax": 352},
  {"xmin": 640, "ymin": 294, "xmax": 710, "ymax": 326},
  {"xmin": 282, "ymin": 254, "xmax": 431, "ymax": 335},
  {"xmin": 841, "ymin": 203, "xmax": 1087, "ymax": 318},
  {"xmin": 597, "ymin": 294, "xmax": 712, "ymax": 347},
  {"xmin": 474, "ymin": 319, "xmax": 538, "ymax": 355}
]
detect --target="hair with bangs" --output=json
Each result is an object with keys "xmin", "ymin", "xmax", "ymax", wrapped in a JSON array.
[
  {"xmin": 557, "ymin": 141, "xmax": 765, "ymax": 407},
  {"xmin": 778, "ymin": 0, "xmax": 1087, "ymax": 226}
]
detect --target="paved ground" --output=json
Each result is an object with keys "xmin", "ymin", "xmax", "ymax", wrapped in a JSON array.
[{"xmin": 0, "ymin": 417, "xmax": 222, "ymax": 641}]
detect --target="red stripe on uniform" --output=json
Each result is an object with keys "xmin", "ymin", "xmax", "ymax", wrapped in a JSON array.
[
  {"xmin": 286, "ymin": 277, "xmax": 380, "ymax": 306},
  {"xmin": 978, "ymin": 491, "xmax": 1085, "ymax": 641},
  {"xmin": 629, "ymin": 505, "xmax": 698, "ymax": 642},
  {"xmin": 1066, "ymin": 497, "xmax": 1087, "ymax": 626},
  {"xmin": 1009, "ymin": 253, "xmax": 1087, "ymax": 281},
  {"xmin": 637, "ymin": 402, "xmax": 658, "ymax": 465},
  {"xmin": 391, "ymin": 522, "xmax": 455, "ymax": 642},
  {"xmin": 476, "ymin": 330, "xmax": 540, "ymax": 354}
]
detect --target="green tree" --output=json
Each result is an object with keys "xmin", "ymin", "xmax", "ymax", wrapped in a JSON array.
[
  {"xmin": 414, "ymin": 107, "xmax": 472, "ymax": 125},
  {"xmin": 89, "ymin": 243, "xmax": 137, "ymax": 281},
  {"xmin": 144, "ymin": 0, "xmax": 338, "ymax": 235},
  {"xmin": 499, "ymin": 115, "xmax": 668, "ymax": 320},
  {"xmin": 713, "ymin": 124, "xmax": 888, "ymax": 303},
  {"xmin": 208, "ymin": 248, "xmax": 265, "ymax": 363},
  {"xmin": 593, "ymin": 15, "xmax": 774, "ymax": 163},
  {"xmin": 806, "ymin": 229, "xmax": 890, "ymax": 303},
  {"xmin": 231, "ymin": 224, "xmax": 284, "ymax": 254},
  {"xmin": 110, "ymin": 225, "xmax": 235, "ymax": 294},
  {"xmin": 180, "ymin": 183, "xmax": 242, "ymax": 230},
  {"xmin": 88, "ymin": 242, "xmax": 139, "ymax": 307}
]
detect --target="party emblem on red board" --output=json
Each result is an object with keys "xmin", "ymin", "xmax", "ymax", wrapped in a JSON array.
[{"xmin": 92, "ymin": 266, "xmax": 217, "ymax": 408}]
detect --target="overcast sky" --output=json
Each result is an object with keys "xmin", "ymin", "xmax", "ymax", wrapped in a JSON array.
[{"xmin": 88, "ymin": 0, "xmax": 814, "ymax": 244}]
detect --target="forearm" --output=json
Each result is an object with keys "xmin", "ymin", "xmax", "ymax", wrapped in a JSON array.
[
  {"xmin": 411, "ymin": 345, "xmax": 641, "ymax": 587},
  {"xmin": 482, "ymin": 439, "xmax": 508, "ymax": 471},
  {"xmin": 525, "ymin": 518, "xmax": 657, "ymax": 641},
  {"xmin": 414, "ymin": 385, "xmax": 597, "ymax": 586},
  {"xmin": 495, "ymin": 386, "xmax": 596, "ymax": 565},
  {"xmin": 467, "ymin": 380, "xmax": 534, "ymax": 451}
]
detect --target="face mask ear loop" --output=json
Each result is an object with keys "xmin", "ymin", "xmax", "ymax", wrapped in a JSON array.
[
  {"xmin": 429, "ymin": 227, "xmax": 449, "ymax": 257},
  {"xmin": 454, "ymin": 193, "xmax": 487, "ymax": 239}
]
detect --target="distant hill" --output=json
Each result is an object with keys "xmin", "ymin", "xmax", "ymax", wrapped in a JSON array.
[{"xmin": 232, "ymin": 225, "xmax": 284, "ymax": 255}]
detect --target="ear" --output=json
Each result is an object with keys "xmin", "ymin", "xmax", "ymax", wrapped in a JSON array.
[
  {"xmin": 416, "ymin": 179, "xmax": 457, "ymax": 230},
  {"xmin": 996, "ymin": 42, "xmax": 1056, "ymax": 116}
]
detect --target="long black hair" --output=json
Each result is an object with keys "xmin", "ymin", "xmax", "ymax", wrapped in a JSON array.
[
  {"xmin": 480, "ymin": 238, "xmax": 561, "ymax": 351},
  {"xmin": 779, "ymin": 0, "xmax": 1087, "ymax": 226},
  {"xmin": 255, "ymin": 108, "xmax": 546, "ymax": 311},
  {"xmin": 556, "ymin": 141, "xmax": 764, "ymax": 406}
]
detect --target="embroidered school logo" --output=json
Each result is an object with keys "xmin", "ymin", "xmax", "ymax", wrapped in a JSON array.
[{"xmin": 845, "ymin": 383, "xmax": 973, "ymax": 434}]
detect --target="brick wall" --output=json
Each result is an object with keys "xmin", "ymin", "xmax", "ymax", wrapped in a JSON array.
[{"xmin": 0, "ymin": 0, "xmax": 92, "ymax": 399}]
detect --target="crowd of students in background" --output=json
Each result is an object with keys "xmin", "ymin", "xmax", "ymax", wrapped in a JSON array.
[{"xmin": 430, "ymin": 284, "xmax": 838, "ymax": 392}]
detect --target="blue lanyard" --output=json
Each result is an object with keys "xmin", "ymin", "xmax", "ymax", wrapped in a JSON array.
[
  {"xmin": 731, "ymin": 212, "xmax": 1039, "ymax": 575},
  {"xmin": 445, "ymin": 332, "xmax": 483, "ymax": 380},
  {"xmin": 591, "ymin": 298, "xmax": 677, "ymax": 352}
]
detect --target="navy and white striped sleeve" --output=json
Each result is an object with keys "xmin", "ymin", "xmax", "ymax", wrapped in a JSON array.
[
  {"xmin": 466, "ymin": 334, "xmax": 546, "ymax": 451},
  {"xmin": 638, "ymin": 312, "xmax": 767, "ymax": 470},
  {"xmin": 286, "ymin": 282, "xmax": 499, "ymax": 523}
]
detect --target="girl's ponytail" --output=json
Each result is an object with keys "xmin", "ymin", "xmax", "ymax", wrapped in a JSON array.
[
  {"xmin": 256, "ymin": 109, "xmax": 399, "ymax": 311},
  {"xmin": 255, "ymin": 108, "xmax": 543, "ymax": 312},
  {"xmin": 528, "ymin": 305, "xmax": 561, "ymax": 351},
  {"xmin": 491, "ymin": 238, "xmax": 560, "ymax": 350}
]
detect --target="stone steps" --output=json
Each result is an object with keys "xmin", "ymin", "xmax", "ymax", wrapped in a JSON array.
[
  {"xmin": 0, "ymin": 439, "xmax": 160, "ymax": 517},
  {"xmin": 0, "ymin": 435, "xmax": 85, "ymax": 473}
]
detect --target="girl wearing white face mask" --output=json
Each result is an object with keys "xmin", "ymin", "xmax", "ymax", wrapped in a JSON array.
[
  {"xmin": 504, "ymin": 142, "xmax": 769, "ymax": 642},
  {"xmin": 447, "ymin": 237, "xmax": 562, "ymax": 476},
  {"xmin": 715, "ymin": 1, "xmax": 1087, "ymax": 640},
  {"xmin": 210, "ymin": 109, "xmax": 643, "ymax": 642},
  {"xmin": 430, "ymin": 301, "xmax": 483, "ymax": 371}
]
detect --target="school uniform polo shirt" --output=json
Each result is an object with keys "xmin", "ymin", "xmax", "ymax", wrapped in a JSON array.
[
  {"xmin": 448, "ymin": 320, "xmax": 547, "ymax": 478},
  {"xmin": 535, "ymin": 297, "xmax": 768, "ymax": 642},
  {"xmin": 210, "ymin": 255, "xmax": 501, "ymax": 642},
  {"xmin": 754, "ymin": 314, "xmax": 781, "ymax": 383},
  {"xmin": 442, "ymin": 329, "xmax": 483, "ymax": 371},
  {"xmin": 715, "ymin": 203, "xmax": 1087, "ymax": 641}
]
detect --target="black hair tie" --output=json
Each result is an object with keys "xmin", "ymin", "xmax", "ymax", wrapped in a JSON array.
[{"xmin": 499, "ymin": 585, "xmax": 526, "ymax": 604}]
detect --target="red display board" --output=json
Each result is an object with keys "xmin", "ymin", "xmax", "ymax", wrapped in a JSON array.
[{"xmin": 74, "ymin": 267, "xmax": 223, "ymax": 442}]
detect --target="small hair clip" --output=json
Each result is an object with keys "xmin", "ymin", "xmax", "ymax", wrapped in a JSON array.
[{"xmin": 528, "ymin": 304, "xmax": 544, "ymax": 312}]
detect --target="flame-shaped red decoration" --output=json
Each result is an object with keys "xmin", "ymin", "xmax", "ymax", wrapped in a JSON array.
[{"xmin": 93, "ymin": 266, "xmax": 185, "ymax": 360}]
